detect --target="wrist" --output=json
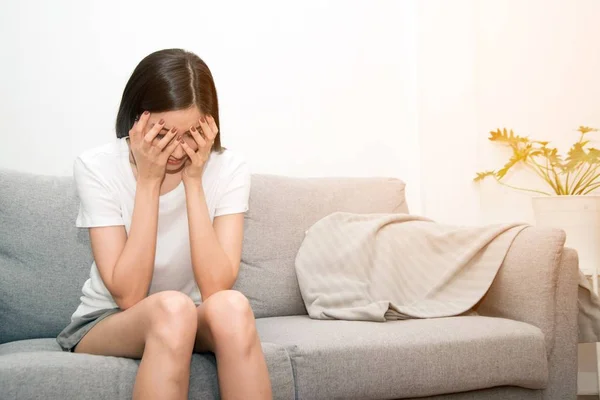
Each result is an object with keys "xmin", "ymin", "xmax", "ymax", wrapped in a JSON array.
[
  {"xmin": 184, "ymin": 178, "xmax": 205, "ymax": 196},
  {"xmin": 183, "ymin": 174, "xmax": 203, "ymax": 188},
  {"xmin": 137, "ymin": 178, "xmax": 162, "ymax": 195}
]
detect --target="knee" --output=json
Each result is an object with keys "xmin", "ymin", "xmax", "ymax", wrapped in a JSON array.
[
  {"xmin": 204, "ymin": 290, "xmax": 255, "ymax": 341},
  {"xmin": 148, "ymin": 291, "xmax": 197, "ymax": 349}
]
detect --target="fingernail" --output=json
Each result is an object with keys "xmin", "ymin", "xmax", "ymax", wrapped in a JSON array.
[
  {"xmin": 143, "ymin": 111, "xmax": 149, "ymax": 116},
  {"xmin": 158, "ymin": 118, "xmax": 165, "ymax": 125},
  {"xmin": 201, "ymin": 116, "xmax": 206, "ymax": 123},
  {"xmin": 177, "ymin": 135, "xmax": 182, "ymax": 141},
  {"xmin": 172, "ymin": 127, "xmax": 178, "ymax": 134},
  {"xmin": 191, "ymin": 126, "xmax": 197, "ymax": 132}
]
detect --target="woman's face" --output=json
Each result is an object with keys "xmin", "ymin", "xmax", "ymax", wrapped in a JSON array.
[{"xmin": 143, "ymin": 106, "xmax": 205, "ymax": 172}]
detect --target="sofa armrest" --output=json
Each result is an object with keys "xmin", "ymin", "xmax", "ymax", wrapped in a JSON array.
[
  {"xmin": 476, "ymin": 227, "xmax": 566, "ymax": 349},
  {"xmin": 475, "ymin": 226, "xmax": 579, "ymax": 399}
]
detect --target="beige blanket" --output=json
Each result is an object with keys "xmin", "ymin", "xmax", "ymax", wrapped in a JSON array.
[
  {"xmin": 294, "ymin": 212, "xmax": 600, "ymax": 343},
  {"xmin": 579, "ymin": 273, "xmax": 600, "ymax": 342}
]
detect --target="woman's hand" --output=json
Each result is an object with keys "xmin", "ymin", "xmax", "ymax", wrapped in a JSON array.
[
  {"xmin": 180, "ymin": 115, "xmax": 218, "ymax": 184},
  {"xmin": 129, "ymin": 111, "xmax": 180, "ymax": 184}
]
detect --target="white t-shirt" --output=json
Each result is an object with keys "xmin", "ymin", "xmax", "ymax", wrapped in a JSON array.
[{"xmin": 70, "ymin": 137, "xmax": 251, "ymax": 320}]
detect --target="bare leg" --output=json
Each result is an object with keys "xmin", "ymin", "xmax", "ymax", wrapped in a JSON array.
[
  {"xmin": 75, "ymin": 291, "xmax": 198, "ymax": 400},
  {"xmin": 194, "ymin": 290, "xmax": 272, "ymax": 400}
]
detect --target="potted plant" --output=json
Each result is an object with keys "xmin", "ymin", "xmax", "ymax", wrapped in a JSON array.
[{"xmin": 475, "ymin": 126, "xmax": 600, "ymax": 285}]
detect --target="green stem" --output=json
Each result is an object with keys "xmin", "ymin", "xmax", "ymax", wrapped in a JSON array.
[
  {"xmin": 537, "ymin": 158, "xmax": 565, "ymax": 195},
  {"xmin": 556, "ymin": 171, "xmax": 566, "ymax": 194},
  {"xmin": 574, "ymin": 164, "xmax": 600, "ymax": 193},
  {"xmin": 551, "ymin": 169, "xmax": 564, "ymax": 195},
  {"xmin": 495, "ymin": 177, "xmax": 552, "ymax": 196},
  {"xmin": 582, "ymin": 182, "xmax": 600, "ymax": 195},
  {"xmin": 568, "ymin": 163, "xmax": 587, "ymax": 194},
  {"xmin": 550, "ymin": 155, "xmax": 569, "ymax": 194},
  {"xmin": 572, "ymin": 164, "xmax": 595, "ymax": 193},
  {"xmin": 575, "ymin": 170, "xmax": 600, "ymax": 195},
  {"xmin": 528, "ymin": 160, "xmax": 559, "ymax": 194}
]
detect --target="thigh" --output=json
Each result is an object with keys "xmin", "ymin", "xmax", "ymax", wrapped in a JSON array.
[{"xmin": 75, "ymin": 292, "xmax": 165, "ymax": 358}]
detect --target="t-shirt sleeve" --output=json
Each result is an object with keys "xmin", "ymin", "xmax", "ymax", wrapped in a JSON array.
[
  {"xmin": 214, "ymin": 154, "xmax": 251, "ymax": 217},
  {"xmin": 73, "ymin": 156, "xmax": 125, "ymax": 228}
]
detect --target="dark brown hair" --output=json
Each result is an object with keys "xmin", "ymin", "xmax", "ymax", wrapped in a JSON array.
[{"xmin": 115, "ymin": 48, "xmax": 223, "ymax": 152}]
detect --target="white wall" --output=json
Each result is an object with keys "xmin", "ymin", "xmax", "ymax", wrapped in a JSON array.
[
  {"xmin": 413, "ymin": 0, "xmax": 600, "ymax": 226},
  {"xmin": 476, "ymin": 0, "xmax": 600, "ymax": 225},
  {"xmin": 416, "ymin": 0, "xmax": 600, "ymax": 226},
  {"xmin": 2, "ymin": 0, "xmax": 599, "ymax": 224},
  {"xmin": 417, "ymin": 0, "xmax": 480, "ymax": 225},
  {"xmin": 0, "ymin": 0, "xmax": 422, "ymax": 214}
]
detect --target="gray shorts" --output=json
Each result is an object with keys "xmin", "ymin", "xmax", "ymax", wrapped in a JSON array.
[{"xmin": 56, "ymin": 308, "xmax": 121, "ymax": 352}]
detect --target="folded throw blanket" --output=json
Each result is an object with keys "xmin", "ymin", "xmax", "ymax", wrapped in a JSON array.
[
  {"xmin": 578, "ymin": 272, "xmax": 600, "ymax": 342},
  {"xmin": 294, "ymin": 212, "xmax": 600, "ymax": 343}
]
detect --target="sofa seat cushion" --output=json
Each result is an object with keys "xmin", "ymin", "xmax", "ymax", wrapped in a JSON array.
[
  {"xmin": 0, "ymin": 339, "xmax": 294, "ymax": 400},
  {"xmin": 409, "ymin": 386, "xmax": 541, "ymax": 400},
  {"xmin": 0, "ymin": 338, "xmax": 62, "ymax": 355},
  {"xmin": 256, "ymin": 315, "xmax": 548, "ymax": 400}
]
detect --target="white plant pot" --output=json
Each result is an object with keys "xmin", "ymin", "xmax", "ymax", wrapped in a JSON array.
[{"xmin": 532, "ymin": 195, "xmax": 600, "ymax": 277}]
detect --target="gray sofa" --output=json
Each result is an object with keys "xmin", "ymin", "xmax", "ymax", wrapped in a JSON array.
[{"xmin": 0, "ymin": 169, "xmax": 579, "ymax": 399}]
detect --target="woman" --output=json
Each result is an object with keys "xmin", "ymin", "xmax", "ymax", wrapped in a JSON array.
[{"xmin": 56, "ymin": 48, "xmax": 272, "ymax": 400}]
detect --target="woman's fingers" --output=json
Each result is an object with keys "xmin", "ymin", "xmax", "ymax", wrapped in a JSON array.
[
  {"xmin": 163, "ymin": 134, "xmax": 181, "ymax": 156},
  {"xmin": 156, "ymin": 127, "xmax": 178, "ymax": 150},
  {"xmin": 129, "ymin": 111, "xmax": 150, "ymax": 143},
  {"xmin": 205, "ymin": 115, "xmax": 218, "ymax": 141},
  {"xmin": 198, "ymin": 116, "xmax": 213, "ymax": 141},
  {"xmin": 180, "ymin": 139, "xmax": 197, "ymax": 158},
  {"xmin": 137, "ymin": 111, "xmax": 151, "ymax": 135},
  {"xmin": 190, "ymin": 125, "xmax": 207, "ymax": 147},
  {"xmin": 143, "ymin": 118, "xmax": 166, "ymax": 145},
  {"xmin": 156, "ymin": 133, "xmax": 180, "ymax": 165}
]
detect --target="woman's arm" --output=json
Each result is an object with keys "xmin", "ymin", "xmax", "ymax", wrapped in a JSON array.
[
  {"xmin": 179, "ymin": 114, "xmax": 246, "ymax": 300},
  {"xmin": 184, "ymin": 181, "xmax": 242, "ymax": 300},
  {"xmin": 90, "ymin": 180, "xmax": 161, "ymax": 310},
  {"xmin": 86, "ymin": 112, "xmax": 180, "ymax": 310}
]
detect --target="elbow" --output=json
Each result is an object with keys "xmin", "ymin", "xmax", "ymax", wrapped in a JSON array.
[
  {"xmin": 196, "ymin": 261, "xmax": 238, "ymax": 301},
  {"xmin": 108, "ymin": 268, "xmax": 146, "ymax": 310},
  {"xmin": 200, "ymin": 280, "xmax": 236, "ymax": 301},
  {"xmin": 113, "ymin": 293, "xmax": 143, "ymax": 311},
  {"xmin": 198, "ymin": 284, "xmax": 219, "ymax": 301}
]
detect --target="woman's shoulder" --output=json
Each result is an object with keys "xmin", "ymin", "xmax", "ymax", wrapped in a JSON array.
[
  {"xmin": 74, "ymin": 138, "xmax": 127, "ymax": 178},
  {"xmin": 77, "ymin": 138, "xmax": 126, "ymax": 163},
  {"xmin": 209, "ymin": 148, "xmax": 250, "ymax": 174}
]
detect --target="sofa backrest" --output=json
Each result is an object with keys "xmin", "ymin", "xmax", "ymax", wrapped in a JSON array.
[
  {"xmin": 233, "ymin": 174, "xmax": 408, "ymax": 318},
  {"xmin": 0, "ymin": 169, "xmax": 408, "ymax": 343},
  {"xmin": 0, "ymin": 169, "xmax": 92, "ymax": 344}
]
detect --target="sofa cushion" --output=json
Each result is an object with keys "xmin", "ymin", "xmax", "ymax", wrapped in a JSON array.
[
  {"xmin": 0, "ymin": 338, "xmax": 62, "ymax": 355},
  {"xmin": 235, "ymin": 174, "xmax": 408, "ymax": 318},
  {"xmin": 0, "ymin": 339, "xmax": 294, "ymax": 400},
  {"xmin": 256, "ymin": 315, "xmax": 548, "ymax": 399},
  {"xmin": 410, "ymin": 386, "xmax": 541, "ymax": 400},
  {"xmin": 0, "ymin": 169, "xmax": 93, "ymax": 344}
]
